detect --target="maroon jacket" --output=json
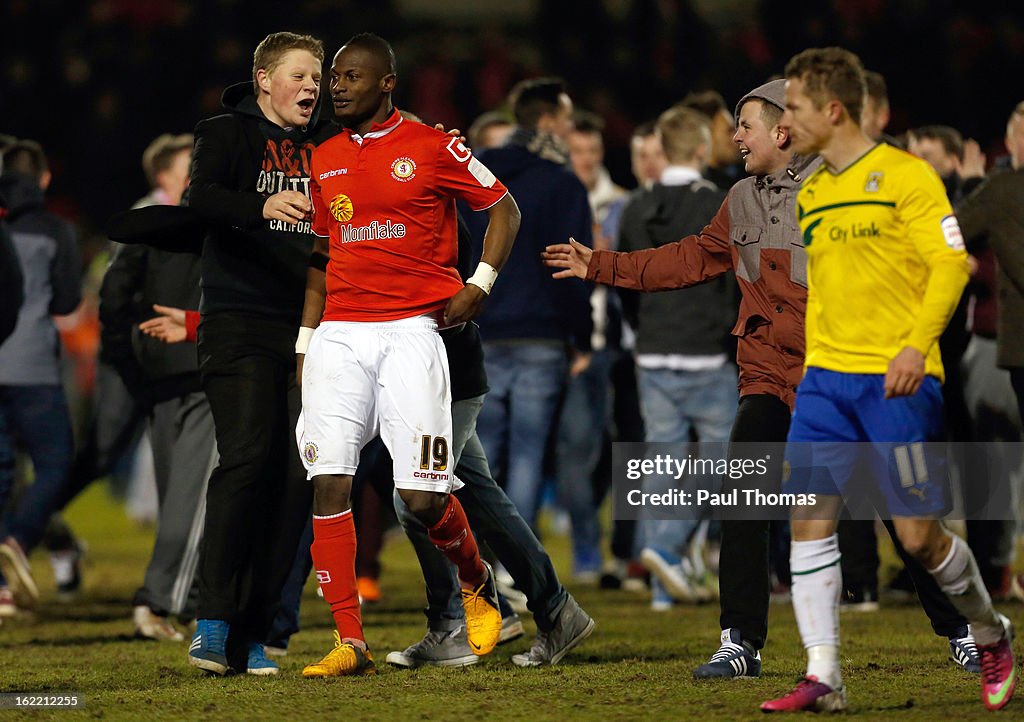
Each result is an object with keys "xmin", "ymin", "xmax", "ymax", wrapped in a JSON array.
[{"xmin": 588, "ymin": 155, "xmax": 820, "ymax": 409}]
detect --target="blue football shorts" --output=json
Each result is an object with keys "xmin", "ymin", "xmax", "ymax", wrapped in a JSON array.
[{"xmin": 784, "ymin": 367, "xmax": 949, "ymax": 518}]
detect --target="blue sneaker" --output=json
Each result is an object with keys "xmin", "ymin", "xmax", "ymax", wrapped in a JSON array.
[
  {"xmin": 247, "ymin": 642, "xmax": 280, "ymax": 676},
  {"xmin": 572, "ymin": 546, "xmax": 603, "ymax": 584},
  {"xmin": 650, "ymin": 577, "xmax": 674, "ymax": 611},
  {"xmin": 188, "ymin": 619, "xmax": 230, "ymax": 675}
]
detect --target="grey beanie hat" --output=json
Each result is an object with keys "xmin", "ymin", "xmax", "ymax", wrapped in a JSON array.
[{"xmin": 734, "ymin": 79, "xmax": 787, "ymax": 123}]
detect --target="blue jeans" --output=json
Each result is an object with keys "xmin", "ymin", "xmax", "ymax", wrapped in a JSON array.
[
  {"xmin": 637, "ymin": 365, "xmax": 738, "ymax": 554},
  {"xmin": 395, "ymin": 395, "xmax": 567, "ymax": 633},
  {"xmin": 477, "ymin": 342, "xmax": 568, "ymax": 529},
  {"xmin": 557, "ymin": 349, "xmax": 615, "ymax": 570},
  {"xmin": 0, "ymin": 385, "xmax": 76, "ymax": 553}
]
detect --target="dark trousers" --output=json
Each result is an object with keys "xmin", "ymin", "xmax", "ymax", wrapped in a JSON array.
[
  {"xmin": 602, "ymin": 351, "xmax": 645, "ymax": 562},
  {"xmin": 196, "ymin": 313, "xmax": 312, "ymax": 644},
  {"xmin": 837, "ymin": 519, "xmax": 879, "ymax": 595},
  {"xmin": 1010, "ymin": 367, "xmax": 1024, "ymax": 423},
  {"xmin": 0, "ymin": 385, "xmax": 75, "ymax": 552},
  {"xmin": 59, "ymin": 362, "xmax": 146, "ymax": 507},
  {"xmin": 718, "ymin": 393, "xmax": 791, "ymax": 650},
  {"xmin": 840, "ymin": 516, "xmax": 967, "ymax": 637}
]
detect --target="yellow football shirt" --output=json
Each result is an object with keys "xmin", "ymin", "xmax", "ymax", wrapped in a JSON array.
[{"xmin": 797, "ymin": 143, "xmax": 969, "ymax": 382}]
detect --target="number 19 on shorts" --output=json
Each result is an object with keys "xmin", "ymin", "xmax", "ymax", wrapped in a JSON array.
[{"xmin": 419, "ymin": 435, "xmax": 449, "ymax": 471}]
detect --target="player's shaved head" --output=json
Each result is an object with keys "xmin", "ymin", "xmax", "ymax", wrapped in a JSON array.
[{"xmin": 339, "ymin": 33, "xmax": 395, "ymax": 77}]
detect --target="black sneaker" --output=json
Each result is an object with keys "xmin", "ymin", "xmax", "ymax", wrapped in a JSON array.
[
  {"xmin": 948, "ymin": 627, "xmax": 980, "ymax": 673},
  {"xmin": 884, "ymin": 566, "xmax": 916, "ymax": 602},
  {"xmin": 839, "ymin": 582, "xmax": 879, "ymax": 612},
  {"xmin": 693, "ymin": 628, "xmax": 762, "ymax": 678}
]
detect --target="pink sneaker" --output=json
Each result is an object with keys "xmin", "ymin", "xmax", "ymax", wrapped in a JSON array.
[
  {"xmin": 761, "ymin": 676, "xmax": 847, "ymax": 713},
  {"xmin": 979, "ymin": 615, "xmax": 1016, "ymax": 711}
]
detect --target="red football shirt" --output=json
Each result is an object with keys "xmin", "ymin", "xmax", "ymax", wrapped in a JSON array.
[{"xmin": 311, "ymin": 109, "xmax": 508, "ymax": 322}]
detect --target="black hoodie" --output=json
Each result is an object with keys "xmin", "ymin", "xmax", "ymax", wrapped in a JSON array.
[
  {"xmin": 189, "ymin": 82, "xmax": 337, "ymax": 322},
  {"xmin": 617, "ymin": 179, "xmax": 735, "ymax": 356}
]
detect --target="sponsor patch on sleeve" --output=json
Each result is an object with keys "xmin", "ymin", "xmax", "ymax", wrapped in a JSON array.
[
  {"xmin": 940, "ymin": 214, "xmax": 965, "ymax": 251},
  {"xmin": 467, "ymin": 157, "xmax": 496, "ymax": 188}
]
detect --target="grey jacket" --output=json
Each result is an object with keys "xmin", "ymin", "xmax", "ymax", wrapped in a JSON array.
[{"xmin": 0, "ymin": 173, "xmax": 81, "ymax": 386}]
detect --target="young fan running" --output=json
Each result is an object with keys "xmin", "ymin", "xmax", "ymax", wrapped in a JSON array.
[
  {"xmin": 296, "ymin": 34, "xmax": 520, "ymax": 677},
  {"xmin": 762, "ymin": 47, "xmax": 1015, "ymax": 713}
]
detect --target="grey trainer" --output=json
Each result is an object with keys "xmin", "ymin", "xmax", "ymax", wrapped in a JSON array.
[
  {"xmin": 511, "ymin": 595, "xmax": 595, "ymax": 667},
  {"xmin": 385, "ymin": 626, "xmax": 481, "ymax": 668}
]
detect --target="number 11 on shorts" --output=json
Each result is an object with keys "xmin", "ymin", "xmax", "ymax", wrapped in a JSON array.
[{"xmin": 419, "ymin": 435, "xmax": 449, "ymax": 471}]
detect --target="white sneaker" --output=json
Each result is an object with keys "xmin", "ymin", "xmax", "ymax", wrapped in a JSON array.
[
  {"xmin": 640, "ymin": 548, "xmax": 696, "ymax": 603},
  {"xmin": 0, "ymin": 537, "xmax": 38, "ymax": 608},
  {"xmin": 493, "ymin": 563, "xmax": 529, "ymax": 614},
  {"xmin": 499, "ymin": 613, "xmax": 525, "ymax": 644},
  {"xmin": 133, "ymin": 605, "xmax": 184, "ymax": 642},
  {"xmin": 0, "ymin": 587, "xmax": 18, "ymax": 617}
]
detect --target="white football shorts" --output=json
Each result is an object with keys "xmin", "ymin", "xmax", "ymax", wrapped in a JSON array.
[{"xmin": 296, "ymin": 316, "xmax": 457, "ymax": 494}]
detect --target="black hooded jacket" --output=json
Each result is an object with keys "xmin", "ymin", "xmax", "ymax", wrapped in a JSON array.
[
  {"xmin": 99, "ymin": 241, "xmax": 204, "ymax": 404},
  {"xmin": 189, "ymin": 82, "xmax": 337, "ymax": 322},
  {"xmin": 617, "ymin": 179, "xmax": 735, "ymax": 356}
]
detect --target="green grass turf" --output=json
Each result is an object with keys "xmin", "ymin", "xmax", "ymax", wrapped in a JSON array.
[{"xmin": 1, "ymin": 483, "xmax": 1021, "ymax": 721}]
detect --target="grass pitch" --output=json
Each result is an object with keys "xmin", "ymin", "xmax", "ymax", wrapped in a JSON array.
[{"xmin": 1, "ymin": 484, "xmax": 1020, "ymax": 721}]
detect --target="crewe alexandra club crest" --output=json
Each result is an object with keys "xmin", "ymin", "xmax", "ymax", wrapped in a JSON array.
[
  {"xmin": 303, "ymin": 442, "xmax": 319, "ymax": 464},
  {"xmin": 390, "ymin": 156, "xmax": 417, "ymax": 182},
  {"xmin": 330, "ymin": 193, "xmax": 354, "ymax": 222}
]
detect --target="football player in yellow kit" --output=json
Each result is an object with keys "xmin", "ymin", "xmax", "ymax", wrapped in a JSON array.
[{"xmin": 761, "ymin": 47, "xmax": 1016, "ymax": 714}]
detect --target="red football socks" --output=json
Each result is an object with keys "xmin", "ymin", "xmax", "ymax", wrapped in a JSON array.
[
  {"xmin": 311, "ymin": 510, "xmax": 364, "ymax": 643},
  {"xmin": 426, "ymin": 495, "xmax": 486, "ymax": 588}
]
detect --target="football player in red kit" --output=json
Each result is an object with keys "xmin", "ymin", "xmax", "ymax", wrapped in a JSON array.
[{"xmin": 295, "ymin": 33, "xmax": 520, "ymax": 677}]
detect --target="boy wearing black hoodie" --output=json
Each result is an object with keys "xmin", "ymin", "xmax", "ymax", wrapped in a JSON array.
[{"xmin": 186, "ymin": 31, "xmax": 336, "ymax": 676}]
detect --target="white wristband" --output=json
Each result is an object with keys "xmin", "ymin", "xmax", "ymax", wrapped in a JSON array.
[
  {"xmin": 466, "ymin": 261, "xmax": 498, "ymax": 295},
  {"xmin": 295, "ymin": 326, "xmax": 315, "ymax": 354}
]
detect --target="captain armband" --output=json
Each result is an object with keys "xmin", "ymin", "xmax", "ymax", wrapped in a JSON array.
[
  {"xmin": 308, "ymin": 251, "xmax": 329, "ymax": 271},
  {"xmin": 466, "ymin": 261, "xmax": 499, "ymax": 295}
]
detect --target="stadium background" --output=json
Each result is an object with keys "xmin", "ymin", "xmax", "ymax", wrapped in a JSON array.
[{"xmin": 3, "ymin": 0, "xmax": 1022, "ymax": 249}]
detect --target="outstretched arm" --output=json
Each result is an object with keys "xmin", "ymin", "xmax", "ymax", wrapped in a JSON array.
[
  {"xmin": 138, "ymin": 304, "xmax": 190, "ymax": 344},
  {"xmin": 540, "ymin": 238, "xmax": 592, "ymax": 279},
  {"xmin": 543, "ymin": 195, "xmax": 733, "ymax": 291}
]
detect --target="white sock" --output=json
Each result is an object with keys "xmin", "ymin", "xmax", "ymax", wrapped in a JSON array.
[
  {"xmin": 791, "ymin": 535, "xmax": 842, "ymax": 689},
  {"xmin": 807, "ymin": 645, "xmax": 840, "ymax": 688},
  {"xmin": 928, "ymin": 530, "xmax": 1003, "ymax": 645}
]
